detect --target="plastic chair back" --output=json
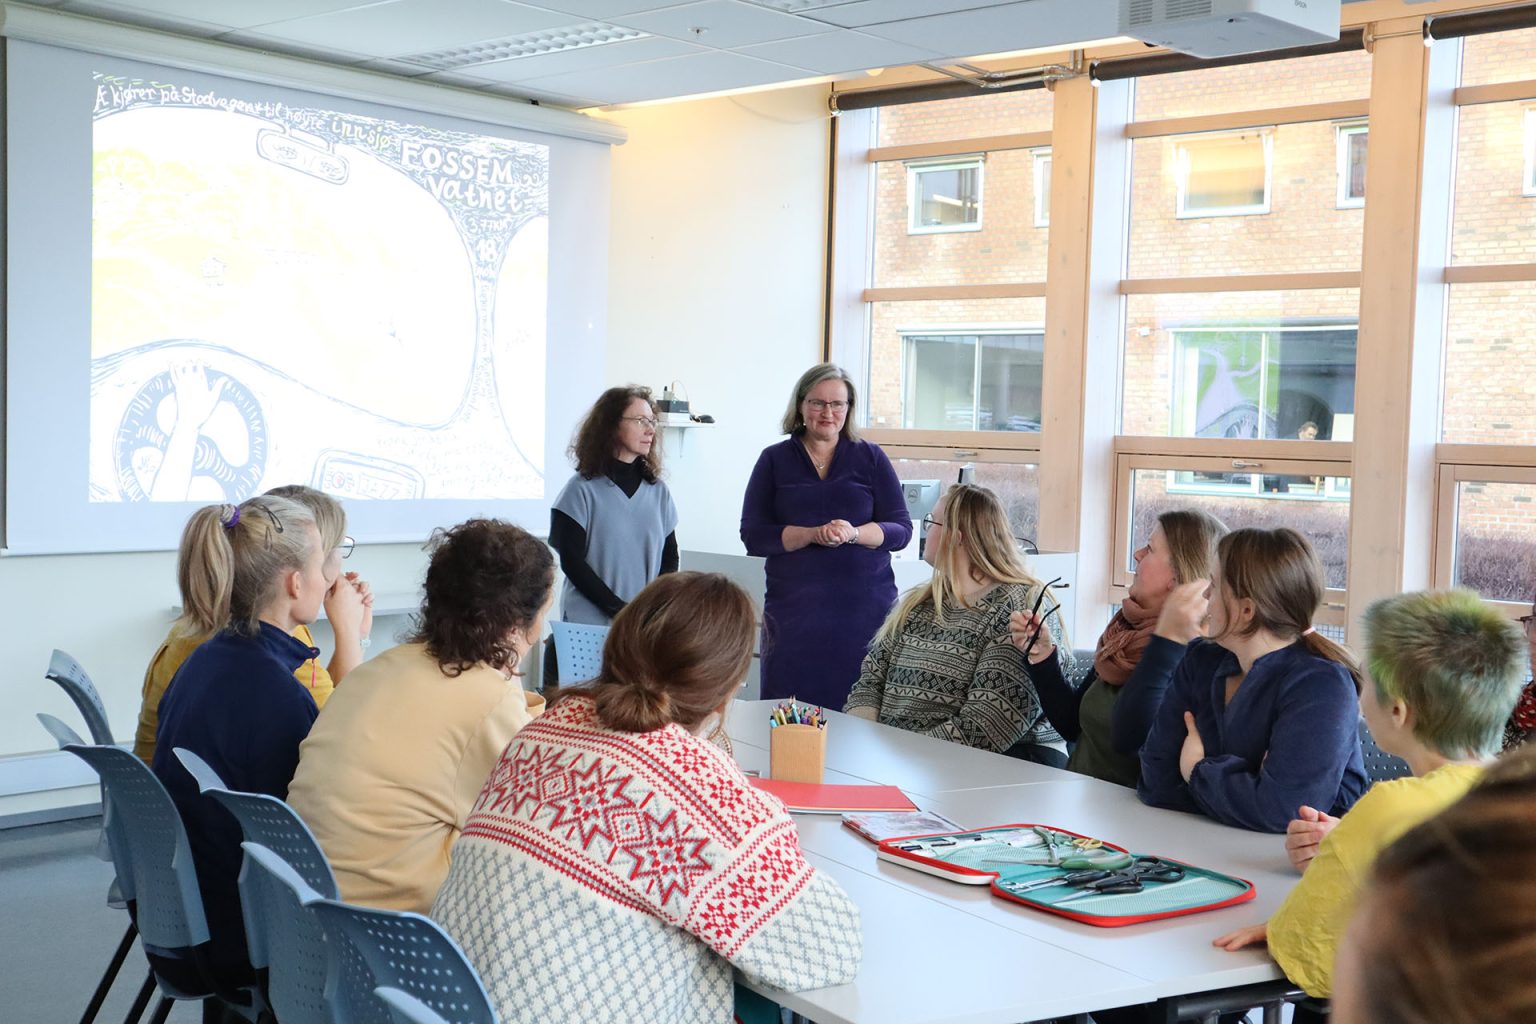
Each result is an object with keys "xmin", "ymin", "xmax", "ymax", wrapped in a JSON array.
[
  {"xmin": 52, "ymin": 733, "xmax": 209, "ymax": 952},
  {"xmin": 174, "ymin": 747, "xmax": 339, "ymax": 899},
  {"xmin": 375, "ymin": 987, "xmax": 450, "ymax": 1024},
  {"xmin": 1359, "ymin": 719, "xmax": 1412, "ymax": 784},
  {"xmin": 311, "ymin": 900, "xmax": 496, "ymax": 1024},
  {"xmin": 45, "ymin": 648, "xmax": 115, "ymax": 745},
  {"xmin": 239, "ymin": 843, "xmax": 333, "ymax": 1024},
  {"xmin": 550, "ymin": 620, "xmax": 608, "ymax": 683}
]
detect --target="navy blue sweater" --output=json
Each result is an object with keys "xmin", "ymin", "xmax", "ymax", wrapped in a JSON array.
[
  {"xmin": 1137, "ymin": 638, "xmax": 1367, "ymax": 833},
  {"xmin": 151, "ymin": 623, "xmax": 319, "ymax": 970}
]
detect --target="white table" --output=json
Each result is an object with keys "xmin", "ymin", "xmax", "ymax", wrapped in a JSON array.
[{"xmin": 730, "ymin": 701, "xmax": 1295, "ymax": 1022}]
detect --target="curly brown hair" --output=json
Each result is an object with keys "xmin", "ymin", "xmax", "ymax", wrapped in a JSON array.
[
  {"xmin": 569, "ymin": 386, "xmax": 662, "ymax": 481},
  {"xmin": 406, "ymin": 519, "xmax": 554, "ymax": 677}
]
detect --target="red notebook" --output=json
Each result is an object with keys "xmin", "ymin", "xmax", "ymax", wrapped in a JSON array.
[{"xmin": 750, "ymin": 778, "xmax": 918, "ymax": 814}]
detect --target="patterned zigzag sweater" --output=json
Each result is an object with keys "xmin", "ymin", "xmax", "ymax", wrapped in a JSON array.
[{"xmin": 431, "ymin": 695, "xmax": 862, "ymax": 1024}]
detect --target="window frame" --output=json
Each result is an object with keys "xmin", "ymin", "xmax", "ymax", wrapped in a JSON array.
[
  {"xmin": 897, "ymin": 323, "xmax": 1046, "ymax": 433},
  {"xmin": 906, "ymin": 156, "xmax": 986, "ymax": 235},
  {"xmin": 1111, "ymin": 446, "xmax": 1351, "ymax": 629},
  {"xmin": 1525, "ymin": 107, "xmax": 1536, "ymax": 198},
  {"xmin": 1433, "ymin": 451, "xmax": 1536, "ymax": 616},
  {"xmin": 1033, "ymin": 148, "xmax": 1052, "ymax": 227},
  {"xmin": 1336, "ymin": 122, "xmax": 1368, "ymax": 208},
  {"xmin": 1173, "ymin": 129, "xmax": 1274, "ymax": 219}
]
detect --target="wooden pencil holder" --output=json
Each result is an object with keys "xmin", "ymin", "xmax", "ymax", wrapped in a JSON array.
[{"xmin": 769, "ymin": 723, "xmax": 826, "ymax": 784}]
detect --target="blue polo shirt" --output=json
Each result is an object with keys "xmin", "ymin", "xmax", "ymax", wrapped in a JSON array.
[
  {"xmin": 1137, "ymin": 638, "xmax": 1367, "ymax": 833},
  {"xmin": 151, "ymin": 622, "xmax": 319, "ymax": 970}
]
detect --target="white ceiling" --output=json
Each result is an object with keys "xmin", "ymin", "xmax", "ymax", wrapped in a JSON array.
[{"xmin": 21, "ymin": 0, "xmax": 1132, "ymax": 108}]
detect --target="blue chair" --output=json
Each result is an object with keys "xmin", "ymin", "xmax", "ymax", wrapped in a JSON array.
[
  {"xmin": 41, "ymin": 714, "xmax": 258, "ymax": 1024},
  {"xmin": 311, "ymin": 899, "xmax": 497, "ymax": 1024},
  {"xmin": 173, "ymin": 747, "xmax": 339, "ymax": 899},
  {"xmin": 238, "ymin": 843, "xmax": 333, "ymax": 1024},
  {"xmin": 550, "ymin": 620, "xmax": 609, "ymax": 683},
  {"xmin": 375, "ymin": 986, "xmax": 451, "ymax": 1024},
  {"xmin": 42, "ymin": 651, "xmax": 138, "ymax": 1024},
  {"xmin": 1359, "ymin": 719, "xmax": 1412, "ymax": 784}
]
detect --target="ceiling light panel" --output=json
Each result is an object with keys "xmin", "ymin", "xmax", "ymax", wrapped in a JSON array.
[{"xmin": 398, "ymin": 22, "xmax": 648, "ymax": 70}]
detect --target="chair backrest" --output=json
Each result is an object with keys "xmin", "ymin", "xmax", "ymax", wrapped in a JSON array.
[
  {"xmin": 1358, "ymin": 719, "xmax": 1412, "ymax": 784},
  {"xmin": 240, "ymin": 843, "xmax": 334, "ymax": 1024},
  {"xmin": 311, "ymin": 900, "xmax": 496, "ymax": 1024},
  {"xmin": 375, "ymin": 987, "xmax": 450, "ymax": 1024},
  {"xmin": 53, "ymin": 734, "xmax": 209, "ymax": 951},
  {"xmin": 550, "ymin": 620, "xmax": 608, "ymax": 683},
  {"xmin": 174, "ymin": 747, "xmax": 340, "ymax": 899},
  {"xmin": 45, "ymin": 648, "xmax": 114, "ymax": 746}
]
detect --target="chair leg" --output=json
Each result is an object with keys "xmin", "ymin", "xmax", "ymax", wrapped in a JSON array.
[
  {"xmin": 79, "ymin": 922, "xmax": 138, "ymax": 1024},
  {"xmin": 121, "ymin": 972, "xmax": 158, "ymax": 1024},
  {"xmin": 145, "ymin": 996, "xmax": 174, "ymax": 1024}
]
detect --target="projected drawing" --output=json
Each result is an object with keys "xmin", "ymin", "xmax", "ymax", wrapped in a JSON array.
[{"xmin": 88, "ymin": 73, "xmax": 550, "ymax": 503}]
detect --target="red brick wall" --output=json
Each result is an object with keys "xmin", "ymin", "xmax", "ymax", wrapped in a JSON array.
[{"xmin": 1133, "ymin": 50, "xmax": 1371, "ymax": 120}]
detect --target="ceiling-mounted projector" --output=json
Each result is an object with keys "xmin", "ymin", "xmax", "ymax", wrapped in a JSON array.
[{"xmin": 1120, "ymin": 0, "xmax": 1340, "ymax": 58}]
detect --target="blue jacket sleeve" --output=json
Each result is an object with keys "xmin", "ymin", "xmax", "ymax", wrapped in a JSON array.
[
  {"xmin": 740, "ymin": 449, "xmax": 787, "ymax": 557},
  {"xmin": 1135, "ymin": 655, "xmax": 1203, "ymax": 815},
  {"xmin": 1110, "ymin": 635, "xmax": 1187, "ymax": 754},
  {"xmin": 1187, "ymin": 665, "xmax": 1361, "ymax": 834},
  {"xmin": 865, "ymin": 444, "xmax": 913, "ymax": 552}
]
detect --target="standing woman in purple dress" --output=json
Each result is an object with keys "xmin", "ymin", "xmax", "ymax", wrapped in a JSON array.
[{"xmin": 740, "ymin": 363, "xmax": 913, "ymax": 709}]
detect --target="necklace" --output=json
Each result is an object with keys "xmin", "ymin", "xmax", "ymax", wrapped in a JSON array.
[{"xmin": 806, "ymin": 441, "xmax": 834, "ymax": 472}]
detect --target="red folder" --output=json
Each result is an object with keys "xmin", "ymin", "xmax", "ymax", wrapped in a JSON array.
[{"xmin": 750, "ymin": 778, "xmax": 918, "ymax": 814}]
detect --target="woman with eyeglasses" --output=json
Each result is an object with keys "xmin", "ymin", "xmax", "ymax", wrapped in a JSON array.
[
  {"xmin": 1499, "ymin": 593, "xmax": 1536, "ymax": 752},
  {"xmin": 741, "ymin": 363, "xmax": 912, "ymax": 710},
  {"xmin": 133, "ymin": 484, "xmax": 370, "ymax": 765},
  {"xmin": 845, "ymin": 484, "xmax": 1069, "ymax": 758},
  {"xmin": 288, "ymin": 519, "xmax": 550, "ymax": 914},
  {"xmin": 1010, "ymin": 509, "xmax": 1228, "ymax": 787},
  {"xmin": 545, "ymin": 385, "xmax": 679, "ymax": 685}
]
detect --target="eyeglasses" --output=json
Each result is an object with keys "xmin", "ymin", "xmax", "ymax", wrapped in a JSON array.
[
  {"xmin": 1520, "ymin": 614, "xmax": 1536, "ymax": 639},
  {"xmin": 622, "ymin": 416, "xmax": 659, "ymax": 430},
  {"xmin": 338, "ymin": 535, "xmax": 355, "ymax": 559},
  {"xmin": 1019, "ymin": 577, "xmax": 1071, "ymax": 654},
  {"xmin": 922, "ymin": 514, "xmax": 944, "ymax": 529},
  {"xmin": 805, "ymin": 399, "xmax": 849, "ymax": 413}
]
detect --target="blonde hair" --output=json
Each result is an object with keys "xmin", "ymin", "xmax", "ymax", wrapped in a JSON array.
[
  {"xmin": 173, "ymin": 495, "xmax": 319, "ymax": 638},
  {"xmin": 264, "ymin": 484, "xmax": 347, "ymax": 552},
  {"xmin": 779, "ymin": 363, "xmax": 860, "ymax": 441},
  {"xmin": 874, "ymin": 484, "xmax": 1060, "ymax": 645}
]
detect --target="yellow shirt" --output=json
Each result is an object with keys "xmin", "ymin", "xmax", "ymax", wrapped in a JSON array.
[
  {"xmin": 286, "ymin": 642, "xmax": 546, "ymax": 914},
  {"xmin": 1267, "ymin": 762, "xmax": 1483, "ymax": 997},
  {"xmin": 133, "ymin": 622, "xmax": 334, "ymax": 764}
]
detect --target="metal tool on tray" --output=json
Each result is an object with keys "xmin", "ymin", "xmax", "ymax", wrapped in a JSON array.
[{"xmin": 1053, "ymin": 856, "xmax": 1187, "ymax": 903}]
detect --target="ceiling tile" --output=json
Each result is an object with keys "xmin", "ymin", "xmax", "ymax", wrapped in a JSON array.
[
  {"xmin": 243, "ymin": 0, "xmax": 578, "ymax": 59},
  {"xmin": 858, "ymin": 0, "xmax": 1120, "ymax": 62},
  {"xmin": 779, "ymin": 0, "xmax": 1022, "ymax": 30},
  {"xmin": 736, "ymin": 29, "xmax": 940, "ymax": 74},
  {"xmin": 519, "ymin": 0, "xmax": 683, "ymax": 16},
  {"xmin": 519, "ymin": 48, "xmax": 812, "ymax": 105},
  {"xmin": 214, "ymin": 28, "xmax": 375, "ymax": 64},
  {"xmin": 56, "ymin": 0, "xmax": 232, "ymax": 36},
  {"xmin": 58, "ymin": 0, "xmax": 381, "ymax": 31},
  {"xmin": 456, "ymin": 34, "xmax": 705, "ymax": 83},
  {"xmin": 614, "ymin": 0, "xmax": 833, "ymax": 49}
]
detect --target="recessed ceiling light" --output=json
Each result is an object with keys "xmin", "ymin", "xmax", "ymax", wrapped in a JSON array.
[{"xmin": 398, "ymin": 22, "xmax": 648, "ymax": 71}]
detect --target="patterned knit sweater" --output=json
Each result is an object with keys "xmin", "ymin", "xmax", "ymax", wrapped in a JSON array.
[
  {"xmin": 431, "ymin": 695, "xmax": 862, "ymax": 1024},
  {"xmin": 845, "ymin": 581, "xmax": 1074, "ymax": 752}
]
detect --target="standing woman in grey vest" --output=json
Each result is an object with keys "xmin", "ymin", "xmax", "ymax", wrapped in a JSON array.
[{"xmin": 546, "ymin": 386, "xmax": 680, "ymax": 684}]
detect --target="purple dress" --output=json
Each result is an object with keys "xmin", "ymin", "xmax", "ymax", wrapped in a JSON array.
[{"xmin": 740, "ymin": 437, "xmax": 913, "ymax": 709}]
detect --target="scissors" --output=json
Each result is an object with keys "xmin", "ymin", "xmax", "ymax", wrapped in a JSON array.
[
  {"xmin": 1054, "ymin": 856, "xmax": 1186, "ymax": 903},
  {"xmin": 1001, "ymin": 868, "xmax": 1120, "ymax": 896}
]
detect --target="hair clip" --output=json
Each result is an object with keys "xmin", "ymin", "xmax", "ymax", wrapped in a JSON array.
[
  {"xmin": 221, "ymin": 505, "xmax": 240, "ymax": 531},
  {"xmin": 252, "ymin": 500, "xmax": 284, "ymax": 534}
]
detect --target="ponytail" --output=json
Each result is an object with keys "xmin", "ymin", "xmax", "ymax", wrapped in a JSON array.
[
  {"xmin": 173, "ymin": 504, "xmax": 238, "ymax": 637},
  {"xmin": 1299, "ymin": 630, "xmax": 1363, "ymax": 693}
]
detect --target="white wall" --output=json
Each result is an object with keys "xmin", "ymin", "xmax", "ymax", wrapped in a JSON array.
[{"xmin": 597, "ymin": 87, "xmax": 832, "ymax": 554}]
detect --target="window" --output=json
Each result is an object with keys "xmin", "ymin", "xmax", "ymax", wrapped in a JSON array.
[
  {"xmin": 907, "ymin": 159, "xmax": 983, "ymax": 233},
  {"xmin": 1033, "ymin": 149, "xmax": 1051, "ymax": 227},
  {"xmin": 1440, "ymin": 475, "xmax": 1536, "ymax": 604},
  {"xmin": 900, "ymin": 329, "xmax": 1043, "ymax": 431},
  {"xmin": 1170, "ymin": 326, "xmax": 1357, "ymax": 441},
  {"xmin": 1336, "ymin": 124, "xmax": 1367, "ymax": 207},
  {"xmin": 1175, "ymin": 131, "xmax": 1272, "ymax": 218},
  {"xmin": 1525, "ymin": 108, "xmax": 1536, "ymax": 197}
]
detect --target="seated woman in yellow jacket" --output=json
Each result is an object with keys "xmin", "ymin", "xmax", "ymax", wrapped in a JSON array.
[
  {"xmin": 133, "ymin": 484, "xmax": 371, "ymax": 763},
  {"xmin": 1213, "ymin": 588, "xmax": 1528, "ymax": 1000},
  {"xmin": 287, "ymin": 519, "xmax": 550, "ymax": 914}
]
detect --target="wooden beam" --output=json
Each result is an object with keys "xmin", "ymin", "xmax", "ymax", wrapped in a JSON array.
[
  {"xmin": 1126, "ymin": 100, "xmax": 1369, "ymax": 140},
  {"xmin": 1453, "ymin": 79, "xmax": 1536, "ymax": 106},
  {"xmin": 1119, "ymin": 272, "xmax": 1361, "ymax": 294},
  {"xmin": 868, "ymin": 132, "xmax": 1052, "ymax": 163},
  {"xmin": 862, "ymin": 283, "xmax": 1048, "ymax": 302}
]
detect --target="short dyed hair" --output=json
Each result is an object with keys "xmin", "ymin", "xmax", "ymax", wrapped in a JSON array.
[{"xmin": 1363, "ymin": 589, "xmax": 1528, "ymax": 759}]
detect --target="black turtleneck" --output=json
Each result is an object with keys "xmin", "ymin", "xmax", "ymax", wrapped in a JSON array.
[{"xmin": 548, "ymin": 458, "xmax": 679, "ymax": 619}]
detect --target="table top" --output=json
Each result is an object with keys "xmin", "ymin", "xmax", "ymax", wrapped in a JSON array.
[{"xmin": 730, "ymin": 700, "xmax": 1295, "ymax": 1022}]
